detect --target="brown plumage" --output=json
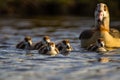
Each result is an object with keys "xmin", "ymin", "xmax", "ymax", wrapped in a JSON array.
[
  {"xmin": 79, "ymin": 3, "xmax": 120, "ymax": 51},
  {"xmin": 56, "ymin": 39, "xmax": 73, "ymax": 56},
  {"xmin": 87, "ymin": 38, "xmax": 107, "ymax": 52},
  {"xmin": 33, "ymin": 36, "xmax": 51, "ymax": 50},
  {"xmin": 38, "ymin": 42, "xmax": 59, "ymax": 56},
  {"xmin": 16, "ymin": 36, "xmax": 32, "ymax": 50}
]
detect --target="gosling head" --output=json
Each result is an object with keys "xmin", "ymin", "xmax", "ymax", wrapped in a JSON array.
[
  {"xmin": 47, "ymin": 42, "xmax": 56, "ymax": 51},
  {"xmin": 24, "ymin": 36, "xmax": 32, "ymax": 48},
  {"xmin": 62, "ymin": 39, "xmax": 72, "ymax": 51},
  {"xmin": 42, "ymin": 36, "xmax": 51, "ymax": 44}
]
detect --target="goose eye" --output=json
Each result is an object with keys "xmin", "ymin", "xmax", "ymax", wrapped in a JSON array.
[{"xmin": 104, "ymin": 5, "xmax": 107, "ymax": 11}]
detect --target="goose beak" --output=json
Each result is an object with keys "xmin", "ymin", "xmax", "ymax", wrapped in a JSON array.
[
  {"xmin": 98, "ymin": 12, "xmax": 104, "ymax": 23},
  {"xmin": 28, "ymin": 40, "xmax": 32, "ymax": 47}
]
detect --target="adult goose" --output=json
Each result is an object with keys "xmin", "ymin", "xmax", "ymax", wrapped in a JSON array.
[{"xmin": 79, "ymin": 3, "xmax": 120, "ymax": 50}]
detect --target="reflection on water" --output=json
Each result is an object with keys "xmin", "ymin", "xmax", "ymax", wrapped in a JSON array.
[{"xmin": 0, "ymin": 17, "xmax": 120, "ymax": 80}]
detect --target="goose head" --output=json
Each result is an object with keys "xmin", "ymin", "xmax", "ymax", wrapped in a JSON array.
[
  {"xmin": 96, "ymin": 38, "xmax": 107, "ymax": 52},
  {"xmin": 47, "ymin": 42, "xmax": 56, "ymax": 51},
  {"xmin": 42, "ymin": 36, "xmax": 51, "ymax": 44},
  {"xmin": 62, "ymin": 39, "xmax": 72, "ymax": 52},
  {"xmin": 46, "ymin": 42, "xmax": 59, "ymax": 56},
  {"xmin": 24, "ymin": 36, "xmax": 32, "ymax": 49},
  {"xmin": 87, "ymin": 38, "xmax": 107, "ymax": 52},
  {"xmin": 95, "ymin": 3, "xmax": 109, "ymax": 30},
  {"xmin": 96, "ymin": 38, "xmax": 105, "ymax": 47}
]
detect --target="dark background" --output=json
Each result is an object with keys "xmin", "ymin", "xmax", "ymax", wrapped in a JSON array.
[{"xmin": 0, "ymin": 0, "xmax": 120, "ymax": 18}]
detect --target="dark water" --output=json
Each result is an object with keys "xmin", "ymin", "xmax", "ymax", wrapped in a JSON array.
[{"xmin": 0, "ymin": 17, "xmax": 120, "ymax": 80}]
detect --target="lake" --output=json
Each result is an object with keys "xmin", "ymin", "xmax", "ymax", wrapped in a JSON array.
[{"xmin": 0, "ymin": 16, "xmax": 120, "ymax": 80}]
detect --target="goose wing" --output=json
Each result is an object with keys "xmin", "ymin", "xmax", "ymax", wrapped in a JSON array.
[
  {"xmin": 79, "ymin": 29, "xmax": 94, "ymax": 39},
  {"xmin": 16, "ymin": 41, "xmax": 25, "ymax": 49},
  {"xmin": 110, "ymin": 28, "xmax": 120, "ymax": 38}
]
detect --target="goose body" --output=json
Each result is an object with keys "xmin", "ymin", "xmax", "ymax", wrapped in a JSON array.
[
  {"xmin": 79, "ymin": 3, "xmax": 120, "ymax": 50},
  {"xmin": 16, "ymin": 36, "xmax": 32, "ymax": 50},
  {"xmin": 87, "ymin": 38, "xmax": 107, "ymax": 52},
  {"xmin": 79, "ymin": 3, "xmax": 108, "ymax": 48},
  {"xmin": 100, "ymin": 24, "xmax": 120, "ymax": 48},
  {"xmin": 33, "ymin": 36, "xmax": 51, "ymax": 50},
  {"xmin": 38, "ymin": 42, "xmax": 59, "ymax": 56},
  {"xmin": 56, "ymin": 39, "xmax": 73, "ymax": 56}
]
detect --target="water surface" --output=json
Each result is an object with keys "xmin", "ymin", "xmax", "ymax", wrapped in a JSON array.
[{"xmin": 0, "ymin": 17, "xmax": 120, "ymax": 80}]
